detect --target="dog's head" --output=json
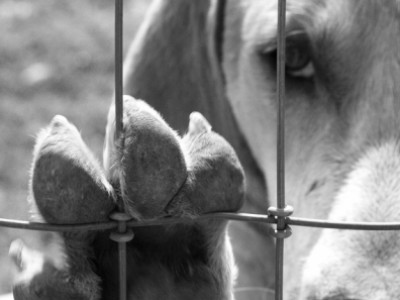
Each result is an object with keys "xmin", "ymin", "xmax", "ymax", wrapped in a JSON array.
[
  {"xmin": 123, "ymin": 0, "xmax": 400, "ymax": 298},
  {"xmin": 223, "ymin": 1, "xmax": 400, "ymax": 298}
]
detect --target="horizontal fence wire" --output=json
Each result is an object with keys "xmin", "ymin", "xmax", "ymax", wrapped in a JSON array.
[{"xmin": 3, "ymin": 214, "xmax": 400, "ymax": 232}]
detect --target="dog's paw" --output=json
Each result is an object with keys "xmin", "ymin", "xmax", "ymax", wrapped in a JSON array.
[
  {"xmin": 31, "ymin": 115, "xmax": 115, "ymax": 224},
  {"xmin": 165, "ymin": 112, "xmax": 245, "ymax": 217},
  {"xmin": 104, "ymin": 96, "xmax": 187, "ymax": 219},
  {"xmin": 9, "ymin": 239, "xmax": 101, "ymax": 300}
]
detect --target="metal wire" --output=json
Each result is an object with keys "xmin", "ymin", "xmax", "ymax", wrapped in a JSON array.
[
  {"xmin": 276, "ymin": 0, "xmax": 286, "ymax": 213},
  {"xmin": 115, "ymin": 0, "xmax": 124, "ymax": 139},
  {"xmin": 0, "ymin": 218, "xmax": 117, "ymax": 231},
  {"xmin": 117, "ymin": 239, "xmax": 128, "ymax": 300},
  {"xmin": 110, "ymin": 213, "xmax": 133, "ymax": 300},
  {"xmin": 275, "ymin": 0, "xmax": 287, "ymax": 299},
  {"xmin": 287, "ymin": 217, "xmax": 400, "ymax": 230},
  {"xmin": 114, "ymin": 1, "xmax": 126, "ymax": 299},
  {"xmin": 4, "ymin": 214, "xmax": 400, "ymax": 232}
]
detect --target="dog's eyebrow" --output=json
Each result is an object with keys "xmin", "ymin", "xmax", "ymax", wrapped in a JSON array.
[
  {"xmin": 305, "ymin": 287, "xmax": 360, "ymax": 300},
  {"xmin": 257, "ymin": 25, "xmax": 307, "ymax": 54},
  {"xmin": 244, "ymin": 0, "xmax": 334, "ymax": 49},
  {"xmin": 320, "ymin": 289, "xmax": 360, "ymax": 300},
  {"xmin": 287, "ymin": 1, "xmax": 324, "ymax": 18}
]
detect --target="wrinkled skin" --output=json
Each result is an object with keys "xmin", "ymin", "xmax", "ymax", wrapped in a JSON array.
[{"xmin": 120, "ymin": 0, "xmax": 400, "ymax": 299}]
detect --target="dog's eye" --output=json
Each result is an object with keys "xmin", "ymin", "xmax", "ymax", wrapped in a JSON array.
[
  {"xmin": 285, "ymin": 32, "xmax": 314, "ymax": 77},
  {"xmin": 261, "ymin": 31, "xmax": 314, "ymax": 78}
]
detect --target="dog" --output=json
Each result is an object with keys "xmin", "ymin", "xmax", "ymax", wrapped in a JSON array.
[
  {"xmin": 121, "ymin": 0, "xmax": 400, "ymax": 299},
  {"xmin": 8, "ymin": 0, "xmax": 400, "ymax": 299}
]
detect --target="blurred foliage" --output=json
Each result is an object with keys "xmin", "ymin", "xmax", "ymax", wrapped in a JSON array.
[{"xmin": 0, "ymin": 0, "xmax": 149, "ymax": 293}]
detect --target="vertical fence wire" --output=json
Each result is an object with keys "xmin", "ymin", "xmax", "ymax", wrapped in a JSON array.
[
  {"xmin": 114, "ymin": 1, "xmax": 127, "ymax": 300},
  {"xmin": 115, "ymin": 0, "xmax": 124, "ymax": 139},
  {"xmin": 275, "ymin": 0, "xmax": 287, "ymax": 300},
  {"xmin": 276, "ymin": 0, "xmax": 286, "ymax": 212},
  {"xmin": 110, "ymin": 213, "xmax": 134, "ymax": 300}
]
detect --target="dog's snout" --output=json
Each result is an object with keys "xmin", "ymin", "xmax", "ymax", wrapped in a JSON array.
[{"xmin": 300, "ymin": 141, "xmax": 400, "ymax": 300}]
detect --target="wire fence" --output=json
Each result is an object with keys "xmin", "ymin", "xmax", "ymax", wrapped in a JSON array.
[{"xmin": 3, "ymin": 0, "xmax": 400, "ymax": 300}]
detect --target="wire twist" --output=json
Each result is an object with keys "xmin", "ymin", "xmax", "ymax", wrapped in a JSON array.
[{"xmin": 268, "ymin": 205, "xmax": 293, "ymax": 239}]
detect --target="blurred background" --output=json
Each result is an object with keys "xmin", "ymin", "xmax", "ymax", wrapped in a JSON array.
[{"xmin": 0, "ymin": 0, "xmax": 149, "ymax": 293}]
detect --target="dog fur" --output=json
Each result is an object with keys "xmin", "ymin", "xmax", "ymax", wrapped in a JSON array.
[
  {"xmin": 9, "ymin": 0, "xmax": 400, "ymax": 299},
  {"xmin": 122, "ymin": 0, "xmax": 400, "ymax": 299},
  {"xmin": 11, "ymin": 95, "xmax": 244, "ymax": 300}
]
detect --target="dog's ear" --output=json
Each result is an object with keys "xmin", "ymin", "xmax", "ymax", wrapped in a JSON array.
[
  {"xmin": 123, "ymin": 0, "xmax": 269, "ymax": 217},
  {"xmin": 123, "ymin": 0, "xmax": 229, "ymax": 134}
]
